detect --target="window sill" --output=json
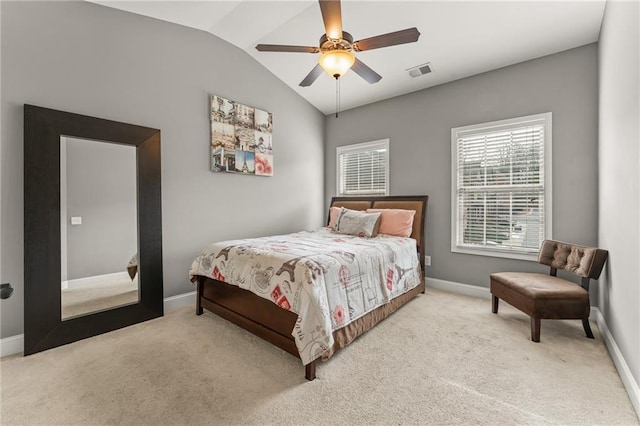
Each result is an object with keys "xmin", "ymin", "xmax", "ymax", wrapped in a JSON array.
[{"xmin": 451, "ymin": 246, "xmax": 539, "ymax": 261}]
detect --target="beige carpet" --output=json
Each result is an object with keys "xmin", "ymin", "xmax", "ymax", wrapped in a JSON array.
[{"xmin": 1, "ymin": 288, "xmax": 637, "ymax": 425}]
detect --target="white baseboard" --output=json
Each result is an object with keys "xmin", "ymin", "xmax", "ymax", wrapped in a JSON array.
[
  {"xmin": 0, "ymin": 334, "xmax": 24, "ymax": 358},
  {"xmin": 164, "ymin": 291, "xmax": 196, "ymax": 312},
  {"xmin": 427, "ymin": 277, "xmax": 639, "ymax": 420},
  {"xmin": 591, "ymin": 307, "xmax": 640, "ymax": 418},
  {"xmin": 62, "ymin": 271, "xmax": 131, "ymax": 290},
  {"xmin": 427, "ymin": 277, "xmax": 491, "ymax": 299},
  {"xmin": 0, "ymin": 290, "xmax": 197, "ymax": 358}
]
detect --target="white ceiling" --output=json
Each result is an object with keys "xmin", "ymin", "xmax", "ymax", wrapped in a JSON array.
[{"xmin": 90, "ymin": 1, "xmax": 606, "ymax": 115}]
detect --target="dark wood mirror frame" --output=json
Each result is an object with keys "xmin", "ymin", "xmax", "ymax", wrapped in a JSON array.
[{"xmin": 24, "ymin": 104, "xmax": 163, "ymax": 355}]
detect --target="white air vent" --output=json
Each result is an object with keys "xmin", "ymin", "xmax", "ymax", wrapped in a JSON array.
[{"xmin": 407, "ymin": 63, "xmax": 432, "ymax": 78}]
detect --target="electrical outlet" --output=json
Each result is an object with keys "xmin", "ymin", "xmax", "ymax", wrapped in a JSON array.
[{"xmin": 425, "ymin": 255, "xmax": 431, "ymax": 267}]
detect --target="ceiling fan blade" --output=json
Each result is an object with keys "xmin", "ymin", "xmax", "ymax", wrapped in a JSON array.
[
  {"xmin": 319, "ymin": 0, "xmax": 343, "ymax": 40},
  {"xmin": 299, "ymin": 64, "xmax": 324, "ymax": 87},
  {"xmin": 351, "ymin": 58, "xmax": 382, "ymax": 84},
  {"xmin": 256, "ymin": 44, "xmax": 320, "ymax": 53},
  {"xmin": 353, "ymin": 27, "xmax": 420, "ymax": 52}
]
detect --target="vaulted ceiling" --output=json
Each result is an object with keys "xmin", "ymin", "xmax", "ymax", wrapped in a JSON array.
[{"xmin": 90, "ymin": 1, "xmax": 606, "ymax": 115}]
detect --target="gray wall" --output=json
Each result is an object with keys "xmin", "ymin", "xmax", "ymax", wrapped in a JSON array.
[
  {"xmin": 325, "ymin": 44, "xmax": 599, "ymax": 289},
  {"xmin": 0, "ymin": 1, "xmax": 325, "ymax": 338},
  {"xmin": 598, "ymin": 0, "xmax": 640, "ymax": 394},
  {"xmin": 64, "ymin": 138, "xmax": 137, "ymax": 280}
]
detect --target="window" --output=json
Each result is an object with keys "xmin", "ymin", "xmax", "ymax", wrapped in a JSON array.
[
  {"xmin": 337, "ymin": 139, "xmax": 389, "ymax": 196},
  {"xmin": 451, "ymin": 113, "xmax": 552, "ymax": 260}
]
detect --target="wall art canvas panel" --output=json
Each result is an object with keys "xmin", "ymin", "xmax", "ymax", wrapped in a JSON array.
[{"xmin": 210, "ymin": 95, "xmax": 273, "ymax": 176}]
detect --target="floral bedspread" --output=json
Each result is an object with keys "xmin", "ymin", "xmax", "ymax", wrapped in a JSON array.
[{"xmin": 188, "ymin": 228, "xmax": 422, "ymax": 365}]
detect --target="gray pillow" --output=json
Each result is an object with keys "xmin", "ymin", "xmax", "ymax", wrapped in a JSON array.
[{"xmin": 333, "ymin": 208, "xmax": 381, "ymax": 237}]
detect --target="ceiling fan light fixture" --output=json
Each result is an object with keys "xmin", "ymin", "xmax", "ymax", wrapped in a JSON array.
[{"xmin": 318, "ymin": 50, "xmax": 355, "ymax": 78}]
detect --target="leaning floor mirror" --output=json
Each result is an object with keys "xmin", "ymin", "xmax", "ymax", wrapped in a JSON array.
[{"xmin": 24, "ymin": 104, "xmax": 163, "ymax": 355}]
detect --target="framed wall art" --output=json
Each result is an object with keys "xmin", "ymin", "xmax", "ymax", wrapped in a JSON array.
[{"xmin": 210, "ymin": 95, "xmax": 273, "ymax": 176}]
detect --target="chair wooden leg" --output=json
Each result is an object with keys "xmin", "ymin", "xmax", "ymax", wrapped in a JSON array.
[
  {"xmin": 530, "ymin": 317, "xmax": 541, "ymax": 342},
  {"xmin": 582, "ymin": 319, "xmax": 595, "ymax": 339},
  {"xmin": 492, "ymin": 295, "xmax": 499, "ymax": 314}
]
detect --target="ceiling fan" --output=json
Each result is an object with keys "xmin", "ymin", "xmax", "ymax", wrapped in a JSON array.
[{"xmin": 255, "ymin": 0, "xmax": 421, "ymax": 87}]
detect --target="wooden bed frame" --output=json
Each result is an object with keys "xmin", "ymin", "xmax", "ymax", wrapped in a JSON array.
[{"xmin": 195, "ymin": 195, "xmax": 429, "ymax": 380}]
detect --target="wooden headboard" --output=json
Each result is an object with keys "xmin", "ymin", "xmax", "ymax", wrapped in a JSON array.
[{"xmin": 329, "ymin": 195, "xmax": 429, "ymax": 274}]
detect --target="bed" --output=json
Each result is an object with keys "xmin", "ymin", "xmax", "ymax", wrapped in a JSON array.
[
  {"xmin": 127, "ymin": 254, "xmax": 138, "ymax": 280},
  {"xmin": 189, "ymin": 195, "xmax": 428, "ymax": 380}
]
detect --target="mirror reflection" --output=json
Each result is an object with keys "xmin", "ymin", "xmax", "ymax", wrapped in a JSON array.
[{"xmin": 60, "ymin": 137, "xmax": 139, "ymax": 320}]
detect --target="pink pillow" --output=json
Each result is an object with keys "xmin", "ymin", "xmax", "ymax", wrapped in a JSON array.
[
  {"xmin": 328, "ymin": 206, "xmax": 341, "ymax": 228},
  {"xmin": 366, "ymin": 208, "xmax": 415, "ymax": 237}
]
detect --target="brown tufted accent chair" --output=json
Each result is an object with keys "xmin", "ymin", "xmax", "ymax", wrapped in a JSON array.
[{"xmin": 490, "ymin": 240, "xmax": 608, "ymax": 342}]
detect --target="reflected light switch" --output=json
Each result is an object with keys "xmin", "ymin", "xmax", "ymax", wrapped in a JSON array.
[{"xmin": 70, "ymin": 217, "xmax": 82, "ymax": 225}]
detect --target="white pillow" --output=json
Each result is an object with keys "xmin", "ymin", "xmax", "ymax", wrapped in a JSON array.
[{"xmin": 333, "ymin": 208, "xmax": 381, "ymax": 238}]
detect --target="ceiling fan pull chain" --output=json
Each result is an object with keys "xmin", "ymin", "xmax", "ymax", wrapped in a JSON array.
[{"xmin": 335, "ymin": 76, "xmax": 339, "ymax": 118}]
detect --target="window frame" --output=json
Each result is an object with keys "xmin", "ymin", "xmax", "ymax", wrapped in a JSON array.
[
  {"xmin": 450, "ymin": 113, "xmax": 553, "ymax": 261},
  {"xmin": 336, "ymin": 139, "xmax": 389, "ymax": 197}
]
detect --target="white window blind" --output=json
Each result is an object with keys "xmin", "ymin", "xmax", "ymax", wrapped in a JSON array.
[
  {"xmin": 337, "ymin": 139, "xmax": 389, "ymax": 196},
  {"xmin": 451, "ymin": 113, "xmax": 552, "ymax": 260}
]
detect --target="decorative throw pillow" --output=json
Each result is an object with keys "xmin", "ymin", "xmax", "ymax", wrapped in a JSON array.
[
  {"xmin": 366, "ymin": 208, "xmax": 415, "ymax": 237},
  {"xmin": 327, "ymin": 206, "xmax": 341, "ymax": 228},
  {"xmin": 333, "ymin": 208, "xmax": 381, "ymax": 238}
]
